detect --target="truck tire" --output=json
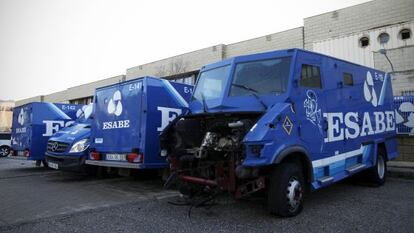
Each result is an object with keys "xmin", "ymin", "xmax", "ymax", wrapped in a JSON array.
[
  {"xmin": 0, "ymin": 146, "xmax": 10, "ymax": 157},
  {"xmin": 42, "ymin": 160, "xmax": 49, "ymax": 168},
  {"xmin": 366, "ymin": 149, "xmax": 387, "ymax": 186},
  {"xmin": 268, "ymin": 163, "xmax": 304, "ymax": 217}
]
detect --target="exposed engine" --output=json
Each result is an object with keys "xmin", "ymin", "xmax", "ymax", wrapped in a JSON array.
[{"xmin": 161, "ymin": 113, "xmax": 262, "ymax": 197}]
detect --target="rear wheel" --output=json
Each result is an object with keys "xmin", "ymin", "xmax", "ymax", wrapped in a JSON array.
[
  {"xmin": 267, "ymin": 163, "xmax": 305, "ymax": 217},
  {"xmin": 0, "ymin": 146, "xmax": 10, "ymax": 157},
  {"xmin": 366, "ymin": 149, "xmax": 387, "ymax": 186}
]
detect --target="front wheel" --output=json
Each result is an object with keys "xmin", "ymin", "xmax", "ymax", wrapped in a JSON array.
[
  {"xmin": 267, "ymin": 163, "xmax": 305, "ymax": 217},
  {"xmin": 366, "ymin": 150, "xmax": 387, "ymax": 186},
  {"xmin": 0, "ymin": 146, "xmax": 10, "ymax": 157}
]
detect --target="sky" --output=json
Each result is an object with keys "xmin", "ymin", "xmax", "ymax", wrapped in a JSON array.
[{"xmin": 0, "ymin": 0, "xmax": 371, "ymax": 101}]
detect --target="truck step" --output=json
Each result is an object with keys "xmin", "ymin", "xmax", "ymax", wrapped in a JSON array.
[
  {"xmin": 346, "ymin": 163, "xmax": 366, "ymax": 174},
  {"xmin": 317, "ymin": 176, "xmax": 334, "ymax": 185}
]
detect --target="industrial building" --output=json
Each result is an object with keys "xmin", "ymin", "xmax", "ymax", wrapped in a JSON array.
[{"xmin": 15, "ymin": 0, "xmax": 414, "ymax": 160}]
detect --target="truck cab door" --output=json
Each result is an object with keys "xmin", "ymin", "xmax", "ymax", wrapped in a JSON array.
[{"xmin": 292, "ymin": 58, "xmax": 328, "ymax": 159}]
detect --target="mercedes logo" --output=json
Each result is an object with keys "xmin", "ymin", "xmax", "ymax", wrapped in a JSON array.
[{"xmin": 51, "ymin": 142, "xmax": 59, "ymax": 152}]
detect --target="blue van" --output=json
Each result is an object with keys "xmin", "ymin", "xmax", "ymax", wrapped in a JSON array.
[
  {"xmin": 160, "ymin": 49, "xmax": 399, "ymax": 217},
  {"xmin": 11, "ymin": 102, "xmax": 82, "ymax": 166},
  {"xmin": 86, "ymin": 77, "xmax": 193, "ymax": 173},
  {"xmin": 45, "ymin": 103, "xmax": 94, "ymax": 172}
]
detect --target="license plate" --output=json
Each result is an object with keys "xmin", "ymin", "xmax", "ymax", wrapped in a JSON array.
[
  {"xmin": 48, "ymin": 162, "xmax": 59, "ymax": 170},
  {"xmin": 106, "ymin": 153, "xmax": 126, "ymax": 161},
  {"xmin": 17, "ymin": 151, "xmax": 24, "ymax": 156}
]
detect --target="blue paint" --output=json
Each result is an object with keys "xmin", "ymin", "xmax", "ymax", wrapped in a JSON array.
[
  {"xmin": 87, "ymin": 76, "xmax": 193, "ymax": 169},
  {"xmin": 11, "ymin": 102, "xmax": 82, "ymax": 161}
]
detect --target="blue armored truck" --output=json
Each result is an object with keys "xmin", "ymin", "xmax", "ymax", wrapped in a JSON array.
[
  {"xmin": 11, "ymin": 102, "xmax": 82, "ymax": 166},
  {"xmin": 45, "ymin": 103, "xmax": 94, "ymax": 171},
  {"xmin": 86, "ymin": 77, "xmax": 193, "ymax": 174},
  {"xmin": 160, "ymin": 49, "xmax": 399, "ymax": 217}
]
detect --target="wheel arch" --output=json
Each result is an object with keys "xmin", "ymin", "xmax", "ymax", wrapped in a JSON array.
[{"xmin": 273, "ymin": 146, "xmax": 314, "ymax": 184}]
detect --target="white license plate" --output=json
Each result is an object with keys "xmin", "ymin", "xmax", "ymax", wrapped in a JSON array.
[
  {"xmin": 17, "ymin": 151, "xmax": 24, "ymax": 156},
  {"xmin": 106, "ymin": 153, "xmax": 126, "ymax": 161},
  {"xmin": 48, "ymin": 162, "xmax": 59, "ymax": 170}
]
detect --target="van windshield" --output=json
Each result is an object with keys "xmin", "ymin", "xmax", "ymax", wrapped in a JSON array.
[
  {"xmin": 229, "ymin": 57, "xmax": 291, "ymax": 97},
  {"xmin": 193, "ymin": 65, "xmax": 231, "ymax": 101}
]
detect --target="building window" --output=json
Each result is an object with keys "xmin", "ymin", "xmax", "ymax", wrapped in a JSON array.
[
  {"xmin": 399, "ymin": 29, "xmax": 411, "ymax": 40},
  {"xmin": 359, "ymin": 37, "xmax": 369, "ymax": 47},
  {"xmin": 378, "ymin": 32, "xmax": 390, "ymax": 44},
  {"xmin": 300, "ymin": 64, "xmax": 322, "ymax": 89},
  {"xmin": 343, "ymin": 73, "xmax": 353, "ymax": 86}
]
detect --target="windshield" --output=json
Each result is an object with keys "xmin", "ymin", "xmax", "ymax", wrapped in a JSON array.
[
  {"xmin": 193, "ymin": 65, "xmax": 231, "ymax": 101},
  {"xmin": 229, "ymin": 57, "xmax": 291, "ymax": 97}
]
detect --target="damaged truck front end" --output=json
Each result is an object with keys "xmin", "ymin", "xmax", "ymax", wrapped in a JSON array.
[
  {"xmin": 161, "ymin": 112, "xmax": 264, "ymax": 198},
  {"xmin": 160, "ymin": 50, "xmax": 305, "ymax": 216}
]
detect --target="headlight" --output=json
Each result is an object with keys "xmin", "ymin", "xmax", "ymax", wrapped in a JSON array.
[
  {"xmin": 160, "ymin": 149, "xmax": 168, "ymax": 157},
  {"xmin": 69, "ymin": 139, "xmax": 90, "ymax": 153}
]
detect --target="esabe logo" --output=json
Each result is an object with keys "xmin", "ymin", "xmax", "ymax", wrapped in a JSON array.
[
  {"xmin": 363, "ymin": 71, "xmax": 378, "ymax": 107},
  {"xmin": 18, "ymin": 109, "xmax": 25, "ymax": 126},
  {"xmin": 107, "ymin": 90, "xmax": 123, "ymax": 116},
  {"xmin": 102, "ymin": 90, "xmax": 130, "ymax": 130}
]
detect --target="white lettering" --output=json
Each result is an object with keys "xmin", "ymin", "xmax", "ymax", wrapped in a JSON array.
[
  {"xmin": 345, "ymin": 112, "xmax": 360, "ymax": 139},
  {"xmin": 43, "ymin": 120, "xmax": 65, "ymax": 136},
  {"xmin": 374, "ymin": 112, "xmax": 386, "ymax": 134},
  {"xmin": 324, "ymin": 112, "xmax": 344, "ymax": 143},
  {"xmin": 385, "ymin": 111, "xmax": 395, "ymax": 131},
  {"xmin": 157, "ymin": 106, "xmax": 182, "ymax": 132},
  {"xmin": 360, "ymin": 112, "xmax": 374, "ymax": 136},
  {"xmin": 102, "ymin": 120, "xmax": 130, "ymax": 130},
  {"xmin": 16, "ymin": 127, "xmax": 27, "ymax": 133},
  {"xmin": 129, "ymin": 82, "xmax": 142, "ymax": 91},
  {"xmin": 323, "ymin": 110, "xmax": 395, "ymax": 142}
]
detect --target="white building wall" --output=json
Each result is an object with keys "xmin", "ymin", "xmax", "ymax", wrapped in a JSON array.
[
  {"xmin": 312, "ymin": 21, "xmax": 414, "ymax": 67},
  {"xmin": 126, "ymin": 45, "xmax": 225, "ymax": 80},
  {"xmin": 225, "ymin": 27, "xmax": 303, "ymax": 58},
  {"xmin": 15, "ymin": 95, "xmax": 44, "ymax": 107},
  {"xmin": 66, "ymin": 75, "xmax": 125, "ymax": 100},
  {"xmin": 304, "ymin": 0, "xmax": 414, "ymax": 50}
]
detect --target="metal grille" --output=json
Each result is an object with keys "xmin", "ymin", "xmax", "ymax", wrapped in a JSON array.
[
  {"xmin": 394, "ymin": 96, "xmax": 414, "ymax": 135},
  {"xmin": 47, "ymin": 140, "xmax": 70, "ymax": 153}
]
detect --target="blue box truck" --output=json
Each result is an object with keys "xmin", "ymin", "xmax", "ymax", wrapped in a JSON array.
[
  {"xmin": 160, "ymin": 49, "xmax": 399, "ymax": 217},
  {"xmin": 11, "ymin": 102, "xmax": 82, "ymax": 166},
  {"xmin": 45, "ymin": 103, "xmax": 94, "ymax": 171},
  {"xmin": 86, "ymin": 76, "xmax": 193, "ymax": 173}
]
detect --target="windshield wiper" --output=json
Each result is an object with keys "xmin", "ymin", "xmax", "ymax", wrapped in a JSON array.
[
  {"xmin": 201, "ymin": 93, "xmax": 208, "ymax": 113},
  {"xmin": 231, "ymin": 83, "xmax": 267, "ymax": 110}
]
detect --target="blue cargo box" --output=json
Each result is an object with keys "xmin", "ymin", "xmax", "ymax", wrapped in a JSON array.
[
  {"xmin": 11, "ymin": 102, "xmax": 82, "ymax": 161},
  {"xmin": 86, "ymin": 76, "xmax": 193, "ymax": 169}
]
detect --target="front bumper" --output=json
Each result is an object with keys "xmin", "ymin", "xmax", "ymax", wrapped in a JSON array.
[
  {"xmin": 85, "ymin": 160, "xmax": 144, "ymax": 169},
  {"xmin": 45, "ymin": 153, "xmax": 86, "ymax": 171}
]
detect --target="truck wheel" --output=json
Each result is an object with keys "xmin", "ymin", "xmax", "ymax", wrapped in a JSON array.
[
  {"xmin": 0, "ymin": 146, "xmax": 10, "ymax": 157},
  {"xmin": 42, "ymin": 160, "xmax": 49, "ymax": 168},
  {"xmin": 366, "ymin": 150, "xmax": 387, "ymax": 186},
  {"xmin": 268, "ymin": 163, "xmax": 304, "ymax": 217}
]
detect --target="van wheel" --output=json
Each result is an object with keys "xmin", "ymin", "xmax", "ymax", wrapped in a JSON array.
[
  {"xmin": 268, "ymin": 163, "xmax": 304, "ymax": 217},
  {"xmin": 42, "ymin": 160, "xmax": 49, "ymax": 168},
  {"xmin": 366, "ymin": 150, "xmax": 387, "ymax": 186},
  {"xmin": 0, "ymin": 146, "xmax": 10, "ymax": 157}
]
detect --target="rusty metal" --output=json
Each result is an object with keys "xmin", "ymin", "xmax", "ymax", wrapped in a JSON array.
[
  {"xmin": 235, "ymin": 176, "xmax": 266, "ymax": 199},
  {"xmin": 180, "ymin": 175, "xmax": 218, "ymax": 186}
]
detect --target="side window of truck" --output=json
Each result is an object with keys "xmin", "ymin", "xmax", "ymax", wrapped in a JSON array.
[
  {"xmin": 300, "ymin": 64, "xmax": 322, "ymax": 88},
  {"xmin": 343, "ymin": 72, "xmax": 354, "ymax": 86}
]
